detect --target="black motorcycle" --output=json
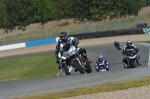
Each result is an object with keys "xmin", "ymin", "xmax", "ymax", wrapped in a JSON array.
[
  {"xmin": 114, "ymin": 42, "xmax": 121, "ymax": 50},
  {"xmin": 124, "ymin": 49, "xmax": 139, "ymax": 68},
  {"xmin": 60, "ymin": 42, "xmax": 92, "ymax": 75}
]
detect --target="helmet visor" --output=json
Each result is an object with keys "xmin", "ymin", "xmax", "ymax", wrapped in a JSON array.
[
  {"xmin": 99, "ymin": 58, "xmax": 103, "ymax": 61},
  {"xmin": 127, "ymin": 43, "xmax": 131, "ymax": 46},
  {"xmin": 60, "ymin": 36, "xmax": 65, "ymax": 41}
]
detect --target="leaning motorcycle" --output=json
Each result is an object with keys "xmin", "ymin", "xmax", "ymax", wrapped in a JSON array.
[
  {"xmin": 124, "ymin": 49, "xmax": 139, "ymax": 69},
  {"xmin": 61, "ymin": 42, "xmax": 92, "ymax": 74}
]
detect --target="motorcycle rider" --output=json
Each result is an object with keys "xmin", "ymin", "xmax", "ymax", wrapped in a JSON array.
[
  {"xmin": 55, "ymin": 40, "xmax": 62, "ymax": 68},
  {"xmin": 122, "ymin": 39, "xmax": 141, "ymax": 68},
  {"xmin": 114, "ymin": 41, "xmax": 121, "ymax": 50},
  {"xmin": 95, "ymin": 55, "xmax": 110, "ymax": 71},
  {"xmin": 114, "ymin": 41, "xmax": 120, "ymax": 47},
  {"xmin": 55, "ymin": 31, "xmax": 92, "ymax": 69}
]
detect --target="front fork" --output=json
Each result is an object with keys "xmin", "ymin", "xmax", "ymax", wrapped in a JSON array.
[
  {"xmin": 59, "ymin": 59, "xmax": 67, "ymax": 71},
  {"xmin": 76, "ymin": 57, "xmax": 86, "ymax": 70}
]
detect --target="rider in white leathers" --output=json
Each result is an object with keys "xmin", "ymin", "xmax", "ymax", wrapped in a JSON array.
[{"xmin": 55, "ymin": 32, "xmax": 92, "ymax": 70}]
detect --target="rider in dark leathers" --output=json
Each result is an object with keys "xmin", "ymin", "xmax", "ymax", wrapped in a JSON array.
[
  {"xmin": 114, "ymin": 41, "xmax": 120, "ymax": 47},
  {"xmin": 55, "ymin": 32, "xmax": 92, "ymax": 69},
  {"xmin": 95, "ymin": 55, "xmax": 110, "ymax": 71},
  {"xmin": 114, "ymin": 41, "xmax": 121, "ymax": 50},
  {"xmin": 122, "ymin": 39, "xmax": 141, "ymax": 68}
]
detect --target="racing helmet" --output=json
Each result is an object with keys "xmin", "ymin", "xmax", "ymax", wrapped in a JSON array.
[
  {"xmin": 126, "ymin": 39, "xmax": 132, "ymax": 47},
  {"xmin": 59, "ymin": 32, "xmax": 68, "ymax": 42},
  {"xmin": 98, "ymin": 55, "xmax": 103, "ymax": 62}
]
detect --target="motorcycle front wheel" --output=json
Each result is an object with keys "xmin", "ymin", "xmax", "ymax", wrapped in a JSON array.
[
  {"xmin": 73, "ymin": 59, "xmax": 85, "ymax": 74},
  {"xmin": 133, "ymin": 60, "xmax": 138, "ymax": 68},
  {"xmin": 62, "ymin": 63, "xmax": 71, "ymax": 75}
]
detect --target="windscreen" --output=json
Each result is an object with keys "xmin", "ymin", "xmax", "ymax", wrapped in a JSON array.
[{"xmin": 63, "ymin": 42, "xmax": 70, "ymax": 51}]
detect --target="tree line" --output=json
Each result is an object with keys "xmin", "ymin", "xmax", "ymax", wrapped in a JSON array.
[{"xmin": 0, "ymin": 0, "xmax": 146, "ymax": 29}]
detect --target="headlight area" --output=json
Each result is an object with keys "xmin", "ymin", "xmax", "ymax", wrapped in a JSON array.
[{"xmin": 129, "ymin": 55, "xmax": 137, "ymax": 59}]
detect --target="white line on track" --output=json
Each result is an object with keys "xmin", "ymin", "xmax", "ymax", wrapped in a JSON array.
[
  {"xmin": 56, "ymin": 70, "xmax": 62, "ymax": 76},
  {"xmin": 140, "ymin": 43, "xmax": 150, "ymax": 67}
]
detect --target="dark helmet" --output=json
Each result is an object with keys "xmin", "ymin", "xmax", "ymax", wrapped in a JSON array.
[
  {"xmin": 126, "ymin": 39, "xmax": 132, "ymax": 47},
  {"xmin": 59, "ymin": 32, "xmax": 68, "ymax": 42},
  {"xmin": 98, "ymin": 55, "xmax": 103, "ymax": 62}
]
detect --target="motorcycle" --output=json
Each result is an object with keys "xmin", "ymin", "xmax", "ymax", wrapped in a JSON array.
[
  {"xmin": 124, "ymin": 49, "xmax": 139, "ymax": 69},
  {"xmin": 114, "ymin": 42, "xmax": 121, "ymax": 50},
  {"xmin": 95, "ymin": 63, "xmax": 108, "ymax": 72},
  {"xmin": 60, "ymin": 42, "xmax": 92, "ymax": 74}
]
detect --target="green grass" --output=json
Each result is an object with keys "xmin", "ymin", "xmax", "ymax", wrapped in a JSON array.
[
  {"xmin": 146, "ymin": 41, "xmax": 150, "ymax": 43},
  {"xmin": 11, "ymin": 76, "xmax": 150, "ymax": 99},
  {"xmin": 0, "ymin": 54, "xmax": 59, "ymax": 81}
]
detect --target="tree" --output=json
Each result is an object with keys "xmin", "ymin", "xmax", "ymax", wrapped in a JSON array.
[{"xmin": 0, "ymin": 0, "xmax": 7, "ymax": 28}]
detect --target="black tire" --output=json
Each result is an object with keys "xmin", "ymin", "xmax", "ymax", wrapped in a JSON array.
[
  {"xmin": 63, "ymin": 63, "xmax": 71, "ymax": 75},
  {"xmin": 127, "ymin": 59, "xmax": 131, "ymax": 69},
  {"xmin": 73, "ymin": 59, "xmax": 85, "ymax": 74},
  {"xmin": 106, "ymin": 68, "xmax": 109, "ymax": 71},
  {"xmin": 119, "ymin": 47, "xmax": 121, "ymax": 50},
  {"xmin": 130, "ymin": 60, "xmax": 137, "ymax": 68},
  {"xmin": 82, "ymin": 58, "xmax": 92, "ymax": 73}
]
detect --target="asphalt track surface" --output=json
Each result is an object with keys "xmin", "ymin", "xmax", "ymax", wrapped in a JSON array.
[{"xmin": 0, "ymin": 43, "xmax": 150, "ymax": 99}]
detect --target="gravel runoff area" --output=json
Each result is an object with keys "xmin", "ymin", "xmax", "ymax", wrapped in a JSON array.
[
  {"xmin": 62, "ymin": 85, "xmax": 150, "ymax": 99},
  {"xmin": 0, "ymin": 34, "xmax": 150, "ymax": 99}
]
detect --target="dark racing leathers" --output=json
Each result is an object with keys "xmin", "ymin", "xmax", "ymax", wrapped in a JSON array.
[
  {"xmin": 122, "ymin": 45, "xmax": 141, "ymax": 67},
  {"xmin": 114, "ymin": 41, "xmax": 120, "ymax": 47},
  {"xmin": 95, "ymin": 59, "xmax": 110, "ymax": 71}
]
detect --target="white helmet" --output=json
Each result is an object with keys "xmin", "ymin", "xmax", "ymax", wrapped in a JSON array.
[{"xmin": 126, "ymin": 39, "xmax": 132, "ymax": 47}]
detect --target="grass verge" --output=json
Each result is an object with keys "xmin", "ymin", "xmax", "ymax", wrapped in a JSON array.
[
  {"xmin": 0, "ymin": 53, "xmax": 59, "ymax": 81},
  {"xmin": 11, "ymin": 76, "xmax": 150, "ymax": 99},
  {"xmin": 0, "ymin": 41, "xmax": 149, "ymax": 82}
]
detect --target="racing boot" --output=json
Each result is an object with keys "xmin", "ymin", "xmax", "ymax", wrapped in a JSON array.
[
  {"xmin": 58, "ymin": 65, "xmax": 61, "ymax": 69},
  {"xmin": 138, "ymin": 62, "xmax": 141, "ymax": 66},
  {"xmin": 123, "ymin": 62, "xmax": 128, "ymax": 69},
  {"xmin": 87, "ymin": 58, "xmax": 92, "ymax": 63},
  {"xmin": 138, "ymin": 56, "xmax": 141, "ymax": 66},
  {"xmin": 79, "ymin": 48, "xmax": 92, "ymax": 63},
  {"xmin": 106, "ymin": 65, "xmax": 109, "ymax": 71}
]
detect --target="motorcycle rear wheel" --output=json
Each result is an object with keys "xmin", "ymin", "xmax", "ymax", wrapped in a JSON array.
[{"xmin": 82, "ymin": 58, "xmax": 92, "ymax": 73}]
